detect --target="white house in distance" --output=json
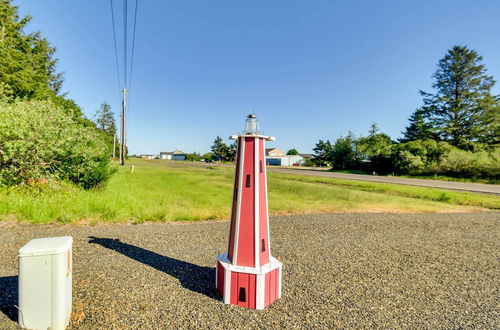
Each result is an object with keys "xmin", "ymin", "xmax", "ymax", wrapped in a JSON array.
[
  {"xmin": 265, "ymin": 148, "xmax": 304, "ymax": 166},
  {"xmin": 160, "ymin": 152, "xmax": 172, "ymax": 160},
  {"xmin": 140, "ymin": 154, "xmax": 158, "ymax": 159},
  {"xmin": 160, "ymin": 150, "xmax": 186, "ymax": 161}
]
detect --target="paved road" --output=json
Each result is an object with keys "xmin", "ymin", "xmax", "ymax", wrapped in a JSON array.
[
  {"xmin": 268, "ymin": 167, "xmax": 500, "ymax": 195},
  {"xmin": 1, "ymin": 213, "xmax": 498, "ymax": 328}
]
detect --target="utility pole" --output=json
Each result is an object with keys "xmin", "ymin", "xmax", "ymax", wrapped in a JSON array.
[
  {"xmin": 120, "ymin": 87, "xmax": 127, "ymax": 165},
  {"xmin": 113, "ymin": 134, "xmax": 116, "ymax": 159}
]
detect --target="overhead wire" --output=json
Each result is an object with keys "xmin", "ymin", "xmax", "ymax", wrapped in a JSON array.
[
  {"xmin": 110, "ymin": 0, "xmax": 138, "ymax": 90},
  {"xmin": 110, "ymin": 0, "xmax": 122, "ymax": 91},
  {"xmin": 123, "ymin": 0, "xmax": 128, "ymax": 87},
  {"xmin": 110, "ymin": 0, "xmax": 139, "ymax": 163},
  {"xmin": 128, "ymin": 0, "xmax": 138, "ymax": 89}
]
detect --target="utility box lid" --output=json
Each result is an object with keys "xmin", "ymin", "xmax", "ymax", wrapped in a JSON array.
[{"xmin": 19, "ymin": 236, "xmax": 73, "ymax": 257}]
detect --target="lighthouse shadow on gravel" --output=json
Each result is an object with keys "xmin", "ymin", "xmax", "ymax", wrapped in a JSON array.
[
  {"xmin": 88, "ymin": 237, "xmax": 218, "ymax": 300},
  {"xmin": 0, "ymin": 275, "xmax": 18, "ymax": 322}
]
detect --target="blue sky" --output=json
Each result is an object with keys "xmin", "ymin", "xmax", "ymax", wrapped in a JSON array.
[{"xmin": 16, "ymin": 0, "xmax": 500, "ymax": 154}]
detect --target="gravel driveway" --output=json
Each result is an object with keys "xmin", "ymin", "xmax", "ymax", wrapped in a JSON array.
[{"xmin": 1, "ymin": 213, "xmax": 499, "ymax": 329}]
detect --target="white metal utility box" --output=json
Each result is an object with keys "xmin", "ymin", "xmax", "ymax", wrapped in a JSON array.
[{"xmin": 18, "ymin": 236, "xmax": 73, "ymax": 330}]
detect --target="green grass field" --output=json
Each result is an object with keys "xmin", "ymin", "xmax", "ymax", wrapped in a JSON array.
[{"xmin": 0, "ymin": 159, "xmax": 498, "ymax": 224}]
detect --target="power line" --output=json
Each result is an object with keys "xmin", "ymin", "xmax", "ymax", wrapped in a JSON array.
[
  {"xmin": 123, "ymin": 0, "xmax": 128, "ymax": 86},
  {"xmin": 110, "ymin": 0, "xmax": 121, "ymax": 90},
  {"xmin": 128, "ymin": 0, "xmax": 138, "ymax": 89},
  {"xmin": 109, "ymin": 0, "xmax": 139, "ymax": 166}
]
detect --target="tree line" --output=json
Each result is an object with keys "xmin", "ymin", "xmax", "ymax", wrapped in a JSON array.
[
  {"xmin": 0, "ymin": 1, "xmax": 117, "ymax": 188},
  {"xmin": 312, "ymin": 46, "xmax": 499, "ymax": 180}
]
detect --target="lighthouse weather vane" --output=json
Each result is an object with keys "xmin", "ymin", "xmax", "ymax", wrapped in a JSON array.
[{"xmin": 216, "ymin": 113, "xmax": 283, "ymax": 310}]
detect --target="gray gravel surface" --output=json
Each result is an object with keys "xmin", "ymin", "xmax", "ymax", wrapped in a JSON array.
[{"xmin": 1, "ymin": 213, "xmax": 499, "ymax": 329}]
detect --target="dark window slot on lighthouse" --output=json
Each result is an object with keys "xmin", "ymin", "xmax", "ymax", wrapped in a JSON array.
[
  {"xmin": 259, "ymin": 160, "xmax": 263, "ymax": 173},
  {"xmin": 239, "ymin": 287, "xmax": 247, "ymax": 302},
  {"xmin": 262, "ymin": 239, "xmax": 266, "ymax": 251},
  {"xmin": 245, "ymin": 174, "xmax": 251, "ymax": 187}
]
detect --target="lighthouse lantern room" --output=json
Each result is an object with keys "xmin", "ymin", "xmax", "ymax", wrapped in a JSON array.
[{"xmin": 216, "ymin": 114, "xmax": 282, "ymax": 310}]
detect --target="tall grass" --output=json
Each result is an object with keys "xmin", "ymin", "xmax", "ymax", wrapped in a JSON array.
[{"xmin": 0, "ymin": 160, "xmax": 496, "ymax": 224}]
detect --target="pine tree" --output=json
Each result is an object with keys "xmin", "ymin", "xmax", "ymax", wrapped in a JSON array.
[
  {"xmin": 330, "ymin": 132, "xmax": 360, "ymax": 170},
  {"xmin": 421, "ymin": 45, "xmax": 499, "ymax": 149},
  {"xmin": 211, "ymin": 136, "xmax": 229, "ymax": 161},
  {"xmin": 312, "ymin": 139, "xmax": 333, "ymax": 166},
  {"xmin": 94, "ymin": 102, "xmax": 116, "ymax": 134},
  {"xmin": 227, "ymin": 141, "xmax": 237, "ymax": 161},
  {"xmin": 93, "ymin": 102, "xmax": 118, "ymax": 157},
  {"xmin": 0, "ymin": 0, "xmax": 62, "ymax": 100},
  {"xmin": 400, "ymin": 109, "xmax": 436, "ymax": 142}
]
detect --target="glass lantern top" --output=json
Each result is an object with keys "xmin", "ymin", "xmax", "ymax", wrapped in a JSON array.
[{"xmin": 243, "ymin": 114, "xmax": 260, "ymax": 135}]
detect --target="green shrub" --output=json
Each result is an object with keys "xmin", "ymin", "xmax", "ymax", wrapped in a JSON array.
[
  {"xmin": 435, "ymin": 148, "xmax": 499, "ymax": 179},
  {"xmin": 393, "ymin": 139, "xmax": 499, "ymax": 180},
  {"xmin": 303, "ymin": 158, "xmax": 315, "ymax": 167},
  {"xmin": 0, "ymin": 100, "xmax": 114, "ymax": 188},
  {"xmin": 393, "ymin": 150, "xmax": 425, "ymax": 174}
]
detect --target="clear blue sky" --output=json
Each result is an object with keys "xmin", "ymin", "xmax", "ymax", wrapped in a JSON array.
[{"xmin": 16, "ymin": 0, "xmax": 500, "ymax": 155}]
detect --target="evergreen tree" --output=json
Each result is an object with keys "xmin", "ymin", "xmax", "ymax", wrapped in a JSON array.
[
  {"xmin": 286, "ymin": 148, "xmax": 299, "ymax": 155},
  {"xmin": 421, "ymin": 45, "xmax": 499, "ymax": 149},
  {"xmin": 358, "ymin": 123, "xmax": 394, "ymax": 173},
  {"xmin": 330, "ymin": 132, "xmax": 360, "ymax": 170},
  {"xmin": 94, "ymin": 102, "xmax": 116, "ymax": 135},
  {"xmin": 400, "ymin": 109, "xmax": 436, "ymax": 142},
  {"xmin": 227, "ymin": 141, "xmax": 237, "ymax": 161},
  {"xmin": 358, "ymin": 123, "xmax": 393, "ymax": 158},
  {"xmin": 0, "ymin": 1, "xmax": 62, "ymax": 100},
  {"xmin": 93, "ymin": 102, "xmax": 118, "ymax": 157},
  {"xmin": 211, "ymin": 136, "xmax": 229, "ymax": 161},
  {"xmin": 312, "ymin": 139, "xmax": 333, "ymax": 166},
  {"xmin": 479, "ymin": 97, "xmax": 500, "ymax": 146}
]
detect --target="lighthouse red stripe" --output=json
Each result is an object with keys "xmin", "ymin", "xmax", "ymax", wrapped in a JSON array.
[
  {"xmin": 216, "ymin": 262, "xmax": 224, "ymax": 296},
  {"xmin": 230, "ymin": 272, "xmax": 238, "ymax": 304},
  {"xmin": 249, "ymin": 274, "xmax": 256, "ymax": 309},
  {"xmin": 236, "ymin": 137, "xmax": 256, "ymax": 267}
]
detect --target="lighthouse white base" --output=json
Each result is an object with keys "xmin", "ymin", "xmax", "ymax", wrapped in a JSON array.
[{"xmin": 216, "ymin": 253, "xmax": 282, "ymax": 310}]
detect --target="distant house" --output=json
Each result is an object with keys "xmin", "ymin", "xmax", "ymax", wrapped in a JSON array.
[
  {"xmin": 140, "ymin": 154, "xmax": 157, "ymax": 159},
  {"xmin": 172, "ymin": 150, "xmax": 186, "ymax": 161},
  {"xmin": 160, "ymin": 152, "xmax": 173, "ymax": 160},
  {"xmin": 299, "ymin": 154, "xmax": 313, "ymax": 160},
  {"xmin": 160, "ymin": 150, "xmax": 186, "ymax": 161},
  {"xmin": 265, "ymin": 148, "xmax": 303, "ymax": 166},
  {"xmin": 265, "ymin": 148, "xmax": 285, "ymax": 157}
]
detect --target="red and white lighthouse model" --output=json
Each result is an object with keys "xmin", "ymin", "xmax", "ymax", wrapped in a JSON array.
[{"xmin": 216, "ymin": 114, "xmax": 282, "ymax": 310}]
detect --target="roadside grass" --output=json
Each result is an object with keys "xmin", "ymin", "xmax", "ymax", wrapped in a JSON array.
[
  {"xmin": 288, "ymin": 165, "xmax": 498, "ymax": 184},
  {"xmin": 0, "ymin": 160, "xmax": 497, "ymax": 224},
  {"xmin": 398, "ymin": 174, "xmax": 499, "ymax": 185},
  {"xmin": 277, "ymin": 174, "xmax": 500, "ymax": 210}
]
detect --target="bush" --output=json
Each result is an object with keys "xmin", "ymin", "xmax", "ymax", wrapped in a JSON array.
[
  {"xmin": 435, "ymin": 148, "xmax": 499, "ymax": 180},
  {"xmin": 395, "ymin": 139, "xmax": 499, "ymax": 180},
  {"xmin": 303, "ymin": 158, "xmax": 315, "ymax": 167},
  {"xmin": 0, "ymin": 100, "xmax": 114, "ymax": 188},
  {"xmin": 331, "ymin": 134, "xmax": 362, "ymax": 170},
  {"xmin": 185, "ymin": 153, "xmax": 201, "ymax": 161},
  {"xmin": 393, "ymin": 150, "xmax": 425, "ymax": 174}
]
